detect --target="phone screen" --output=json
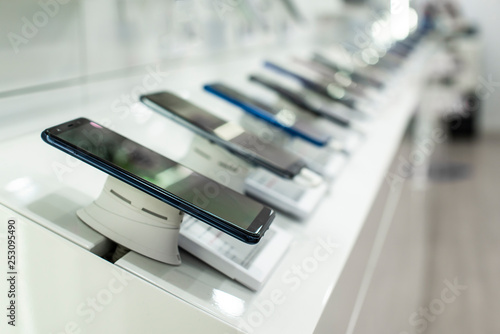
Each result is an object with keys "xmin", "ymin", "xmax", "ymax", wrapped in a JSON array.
[
  {"xmin": 142, "ymin": 92, "xmax": 306, "ymax": 178},
  {"xmin": 144, "ymin": 93, "xmax": 227, "ymax": 135},
  {"xmin": 44, "ymin": 118, "xmax": 273, "ymax": 238}
]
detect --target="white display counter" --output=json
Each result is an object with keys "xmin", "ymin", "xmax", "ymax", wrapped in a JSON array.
[{"xmin": 0, "ymin": 39, "xmax": 436, "ymax": 334}]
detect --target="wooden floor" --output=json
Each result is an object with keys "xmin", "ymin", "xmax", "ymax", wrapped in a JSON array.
[{"xmin": 349, "ymin": 134, "xmax": 500, "ymax": 334}]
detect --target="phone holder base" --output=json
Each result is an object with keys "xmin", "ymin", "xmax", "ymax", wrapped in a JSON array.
[{"xmin": 77, "ymin": 176, "xmax": 184, "ymax": 265}]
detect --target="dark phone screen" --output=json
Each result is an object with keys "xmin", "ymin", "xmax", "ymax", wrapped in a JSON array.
[
  {"xmin": 53, "ymin": 120, "xmax": 269, "ymax": 231},
  {"xmin": 144, "ymin": 92, "xmax": 305, "ymax": 176},
  {"xmin": 145, "ymin": 93, "xmax": 226, "ymax": 134}
]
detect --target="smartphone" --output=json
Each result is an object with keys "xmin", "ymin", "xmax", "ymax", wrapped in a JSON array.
[
  {"xmin": 291, "ymin": 57, "xmax": 373, "ymax": 99},
  {"xmin": 204, "ymin": 83, "xmax": 333, "ymax": 147},
  {"xmin": 140, "ymin": 91, "xmax": 307, "ymax": 179},
  {"xmin": 311, "ymin": 53, "xmax": 385, "ymax": 89},
  {"xmin": 249, "ymin": 74, "xmax": 363, "ymax": 126},
  {"xmin": 42, "ymin": 118, "xmax": 275, "ymax": 244},
  {"xmin": 264, "ymin": 61, "xmax": 357, "ymax": 109}
]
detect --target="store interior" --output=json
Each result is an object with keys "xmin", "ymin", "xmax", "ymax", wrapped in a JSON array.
[{"xmin": 0, "ymin": 0, "xmax": 499, "ymax": 333}]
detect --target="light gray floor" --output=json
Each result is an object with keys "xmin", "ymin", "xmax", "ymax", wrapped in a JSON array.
[{"xmin": 350, "ymin": 134, "xmax": 500, "ymax": 334}]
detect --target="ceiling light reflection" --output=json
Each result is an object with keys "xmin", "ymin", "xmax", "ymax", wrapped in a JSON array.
[
  {"xmin": 5, "ymin": 177, "xmax": 32, "ymax": 193},
  {"xmin": 212, "ymin": 289, "xmax": 245, "ymax": 317}
]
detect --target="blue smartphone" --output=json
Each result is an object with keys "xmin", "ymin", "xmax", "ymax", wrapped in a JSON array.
[
  {"xmin": 42, "ymin": 118, "xmax": 275, "ymax": 244},
  {"xmin": 204, "ymin": 83, "xmax": 332, "ymax": 147}
]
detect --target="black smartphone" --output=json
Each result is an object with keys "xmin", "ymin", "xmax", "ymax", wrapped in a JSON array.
[
  {"xmin": 42, "ymin": 118, "xmax": 275, "ymax": 244},
  {"xmin": 248, "ymin": 74, "xmax": 355, "ymax": 127},
  {"xmin": 291, "ymin": 57, "xmax": 371, "ymax": 99},
  {"xmin": 264, "ymin": 61, "xmax": 357, "ymax": 109},
  {"xmin": 311, "ymin": 53, "xmax": 385, "ymax": 89},
  {"xmin": 140, "ymin": 91, "xmax": 307, "ymax": 179}
]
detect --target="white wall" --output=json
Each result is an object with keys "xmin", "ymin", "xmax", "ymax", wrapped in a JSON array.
[
  {"xmin": 456, "ymin": 0, "xmax": 500, "ymax": 134},
  {"xmin": 0, "ymin": 0, "xmax": 81, "ymax": 93},
  {"xmin": 0, "ymin": 0, "xmax": 298, "ymax": 97}
]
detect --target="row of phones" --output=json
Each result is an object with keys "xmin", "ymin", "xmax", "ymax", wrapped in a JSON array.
[{"xmin": 42, "ymin": 29, "xmax": 426, "ymax": 244}]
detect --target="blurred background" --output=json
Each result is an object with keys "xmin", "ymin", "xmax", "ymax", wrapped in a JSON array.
[
  {"xmin": 1, "ymin": 0, "xmax": 500, "ymax": 133},
  {"xmin": 1, "ymin": 0, "xmax": 499, "ymax": 333}
]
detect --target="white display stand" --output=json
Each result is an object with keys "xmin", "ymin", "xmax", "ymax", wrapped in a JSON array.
[
  {"xmin": 179, "ymin": 135, "xmax": 253, "ymax": 193},
  {"xmin": 77, "ymin": 176, "xmax": 184, "ymax": 265}
]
